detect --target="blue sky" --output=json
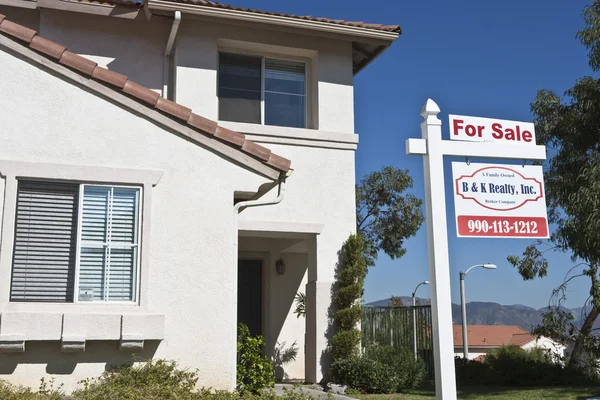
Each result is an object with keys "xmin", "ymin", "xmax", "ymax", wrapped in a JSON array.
[{"xmin": 244, "ymin": 0, "xmax": 593, "ymax": 309}]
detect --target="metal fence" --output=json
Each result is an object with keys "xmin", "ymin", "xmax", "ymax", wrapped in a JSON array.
[{"xmin": 362, "ymin": 305, "xmax": 434, "ymax": 381}]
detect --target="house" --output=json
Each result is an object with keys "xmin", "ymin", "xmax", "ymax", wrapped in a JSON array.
[
  {"xmin": 453, "ymin": 325, "xmax": 566, "ymax": 361},
  {"xmin": 0, "ymin": 0, "xmax": 400, "ymax": 391}
]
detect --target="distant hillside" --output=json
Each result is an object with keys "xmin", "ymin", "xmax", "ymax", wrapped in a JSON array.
[{"xmin": 363, "ymin": 297, "xmax": 592, "ymax": 332}]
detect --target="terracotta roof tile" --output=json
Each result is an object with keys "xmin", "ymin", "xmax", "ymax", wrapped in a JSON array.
[
  {"xmin": 60, "ymin": 51, "xmax": 98, "ymax": 75},
  {"xmin": 30, "ymin": 36, "xmax": 66, "ymax": 60},
  {"xmin": 0, "ymin": 18, "xmax": 36, "ymax": 43},
  {"xmin": 215, "ymin": 126, "xmax": 245, "ymax": 147},
  {"xmin": 130, "ymin": 0, "xmax": 401, "ymax": 34},
  {"xmin": 453, "ymin": 325, "xmax": 530, "ymax": 347},
  {"xmin": 187, "ymin": 113, "xmax": 217, "ymax": 135},
  {"xmin": 92, "ymin": 66, "xmax": 128, "ymax": 88},
  {"xmin": 0, "ymin": 14, "xmax": 291, "ymax": 174},
  {"xmin": 509, "ymin": 333, "xmax": 536, "ymax": 347},
  {"xmin": 241, "ymin": 140, "xmax": 271, "ymax": 161},
  {"xmin": 156, "ymin": 97, "xmax": 192, "ymax": 121}
]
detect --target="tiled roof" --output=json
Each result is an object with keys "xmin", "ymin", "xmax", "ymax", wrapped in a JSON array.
[
  {"xmin": 453, "ymin": 325, "xmax": 534, "ymax": 348},
  {"xmin": 0, "ymin": 14, "xmax": 291, "ymax": 175},
  {"xmin": 147, "ymin": 0, "xmax": 401, "ymax": 34}
]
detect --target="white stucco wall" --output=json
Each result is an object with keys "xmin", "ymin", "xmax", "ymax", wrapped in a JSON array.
[
  {"xmin": 39, "ymin": 9, "xmax": 169, "ymax": 93},
  {"xmin": 521, "ymin": 336, "xmax": 566, "ymax": 360},
  {"xmin": 174, "ymin": 18, "xmax": 355, "ymax": 133},
  {"xmin": 0, "ymin": 45, "xmax": 270, "ymax": 390},
  {"xmin": 0, "ymin": 6, "xmax": 359, "ymax": 388}
]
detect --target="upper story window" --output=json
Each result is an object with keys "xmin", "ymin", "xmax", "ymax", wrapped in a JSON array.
[
  {"xmin": 218, "ymin": 52, "xmax": 307, "ymax": 129},
  {"xmin": 10, "ymin": 180, "xmax": 141, "ymax": 303}
]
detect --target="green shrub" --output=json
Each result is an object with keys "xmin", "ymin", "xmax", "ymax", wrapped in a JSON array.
[
  {"xmin": 72, "ymin": 359, "xmax": 200, "ymax": 400},
  {"xmin": 330, "ymin": 329, "xmax": 361, "ymax": 361},
  {"xmin": 331, "ymin": 345, "xmax": 425, "ymax": 394},
  {"xmin": 455, "ymin": 345, "xmax": 599, "ymax": 387},
  {"xmin": 236, "ymin": 323, "xmax": 275, "ymax": 394},
  {"xmin": 331, "ymin": 234, "xmax": 367, "ymax": 363},
  {"xmin": 0, "ymin": 378, "xmax": 64, "ymax": 400}
]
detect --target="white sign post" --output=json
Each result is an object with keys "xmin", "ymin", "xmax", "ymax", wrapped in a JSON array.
[{"xmin": 406, "ymin": 99, "xmax": 547, "ymax": 400}]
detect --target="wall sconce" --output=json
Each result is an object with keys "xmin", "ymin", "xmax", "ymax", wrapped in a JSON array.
[{"xmin": 275, "ymin": 259, "xmax": 286, "ymax": 275}]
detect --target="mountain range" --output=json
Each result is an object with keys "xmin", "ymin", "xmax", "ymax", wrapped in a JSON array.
[{"xmin": 364, "ymin": 297, "xmax": 593, "ymax": 332}]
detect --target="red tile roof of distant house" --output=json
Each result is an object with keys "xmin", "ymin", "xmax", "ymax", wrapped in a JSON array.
[{"xmin": 453, "ymin": 325, "xmax": 536, "ymax": 348}]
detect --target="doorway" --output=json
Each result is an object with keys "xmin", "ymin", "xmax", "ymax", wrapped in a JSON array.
[{"xmin": 237, "ymin": 259, "xmax": 263, "ymax": 337}]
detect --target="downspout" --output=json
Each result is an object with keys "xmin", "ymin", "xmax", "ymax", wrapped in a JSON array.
[
  {"xmin": 163, "ymin": 10, "xmax": 181, "ymax": 99},
  {"xmin": 231, "ymin": 173, "xmax": 290, "ymax": 389}
]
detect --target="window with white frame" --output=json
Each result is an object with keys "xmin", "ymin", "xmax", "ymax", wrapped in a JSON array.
[
  {"xmin": 218, "ymin": 52, "xmax": 307, "ymax": 129},
  {"xmin": 10, "ymin": 180, "xmax": 141, "ymax": 303}
]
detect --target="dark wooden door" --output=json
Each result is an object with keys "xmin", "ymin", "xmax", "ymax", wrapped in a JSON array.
[{"xmin": 237, "ymin": 259, "xmax": 262, "ymax": 337}]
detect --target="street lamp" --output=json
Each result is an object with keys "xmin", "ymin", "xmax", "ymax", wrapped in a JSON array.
[
  {"xmin": 460, "ymin": 263, "xmax": 497, "ymax": 360},
  {"xmin": 412, "ymin": 280, "xmax": 429, "ymax": 360}
]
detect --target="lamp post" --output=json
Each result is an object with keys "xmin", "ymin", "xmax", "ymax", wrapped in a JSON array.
[
  {"xmin": 412, "ymin": 280, "xmax": 430, "ymax": 360},
  {"xmin": 460, "ymin": 264, "xmax": 497, "ymax": 360}
]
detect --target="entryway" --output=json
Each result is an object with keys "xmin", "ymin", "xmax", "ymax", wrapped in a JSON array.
[{"xmin": 237, "ymin": 259, "xmax": 263, "ymax": 337}]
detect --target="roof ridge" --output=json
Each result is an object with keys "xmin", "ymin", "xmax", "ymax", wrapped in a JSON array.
[
  {"xmin": 145, "ymin": 0, "xmax": 401, "ymax": 34},
  {"xmin": 0, "ymin": 14, "xmax": 291, "ymax": 175}
]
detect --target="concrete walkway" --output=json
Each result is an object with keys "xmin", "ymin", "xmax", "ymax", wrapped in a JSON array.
[{"xmin": 273, "ymin": 384, "xmax": 356, "ymax": 400}]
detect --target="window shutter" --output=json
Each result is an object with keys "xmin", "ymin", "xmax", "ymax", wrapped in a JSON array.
[{"xmin": 10, "ymin": 181, "xmax": 79, "ymax": 302}]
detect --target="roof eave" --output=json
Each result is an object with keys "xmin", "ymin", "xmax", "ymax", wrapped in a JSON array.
[{"xmin": 147, "ymin": 0, "xmax": 400, "ymax": 42}]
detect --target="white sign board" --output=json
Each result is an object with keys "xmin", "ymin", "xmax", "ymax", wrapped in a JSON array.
[
  {"xmin": 452, "ymin": 162, "xmax": 549, "ymax": 238},
  {"xmin": 449, "ymin": 114, "xmax": 536, "ymax": 145}
]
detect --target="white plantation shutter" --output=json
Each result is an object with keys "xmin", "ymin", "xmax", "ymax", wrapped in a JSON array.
[
  {"xmin": 77, "ymin": 185, "xmax": 139, "ymax": 302},
  {"xmin": 10, "ymin": 181, "xmax": 79, "ymax": 302}
]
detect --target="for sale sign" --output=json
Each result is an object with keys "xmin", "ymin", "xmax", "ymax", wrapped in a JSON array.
[
  {"xmin": 449, "ymin": 115, "xmax": 536, "ymax": 145},
  {"xmin": 452, "ymin": 162, "xmax": 549, "ymax": 238}
]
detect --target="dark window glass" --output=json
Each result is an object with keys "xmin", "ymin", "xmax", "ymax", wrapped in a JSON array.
[
  {"xmin": 218, "ymin": 53, "xmax": 262, "ymax": 124},
  {"xmin": 264, "ymin": 59, "xmax": 306, "ymax": 128}
]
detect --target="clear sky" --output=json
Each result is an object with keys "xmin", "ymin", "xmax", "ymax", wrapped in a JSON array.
[{"xmin": 243, "ymin": 0, "xmax": 593, "ymax": 309}]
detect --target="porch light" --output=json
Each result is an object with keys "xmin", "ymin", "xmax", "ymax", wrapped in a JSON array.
[{"xmin": 276, "ymin": 259, "xmax": 286, "ymax": 275}]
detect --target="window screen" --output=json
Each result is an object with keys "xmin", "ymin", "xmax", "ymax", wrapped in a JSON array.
[{"xmin": 218, "ymin": 52, "xmax": 262, "ymax": 124}]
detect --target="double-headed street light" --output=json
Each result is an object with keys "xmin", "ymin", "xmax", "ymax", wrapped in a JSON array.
[
  {"xmin": 412, "ymin": 280, "xmax": 429, "ymax": 360},
  {"xmin": 459, "ymin": 263, "xmax": 497, "ymax": 360}
]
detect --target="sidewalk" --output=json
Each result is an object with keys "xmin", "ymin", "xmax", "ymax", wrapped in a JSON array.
[{"xmin": 273, "ymin": 384, "xmax": 356, "ymax": 400}]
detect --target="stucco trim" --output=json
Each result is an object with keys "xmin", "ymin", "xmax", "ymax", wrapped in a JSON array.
[
  {"xmin": 0, "ymin": 0, "xmax": 36, "ymax": 8},
  {"xmin": 0, "ymin": 23, "xmax": 288, "ymax": 180},
  {"xmin": 37, "ymin": 0, "xmax": 144, "ymax": 19},
  {"xmin": 220, "ymin": 121, "xmax": 359, "ymax": 150},
  {"xmin": 0, "ymin": 160, "xmax": 162, "ymax": 310},
  {"xmin": 238, "ymin": 221, "xmax": 324, "ymax": 235}
]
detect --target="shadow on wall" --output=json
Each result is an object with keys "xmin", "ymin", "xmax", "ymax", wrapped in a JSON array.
[{"xmin": 0, "ymin": 340, "xmax": 160, "ymax": 375}]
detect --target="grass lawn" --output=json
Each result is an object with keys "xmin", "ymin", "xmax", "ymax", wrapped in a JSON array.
[{"xmin": 353, "ymin": 386, "xmax": 600, "ymax": 400}]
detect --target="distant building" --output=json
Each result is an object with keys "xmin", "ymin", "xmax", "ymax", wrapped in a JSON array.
[{"xmin": 453, "ymin": 325, "xmax": 566, "ymax": 361}]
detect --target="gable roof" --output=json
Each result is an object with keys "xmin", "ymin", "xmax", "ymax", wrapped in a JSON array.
[
  {"xmin": 152, "ymin": 0, "xmax": 401, "ymax": 34},
  {"xmin": 453, "ymin": 325, "xmax": 535, "ymax": 348},
  {"xmin": 0, "ymin": 14, "xmax": 291, "ymax": 180}
]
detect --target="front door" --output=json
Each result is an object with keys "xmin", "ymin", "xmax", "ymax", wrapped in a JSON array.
[{"xmin": 238, "ymin": 259, "xmax": 262, "ymax": 337}]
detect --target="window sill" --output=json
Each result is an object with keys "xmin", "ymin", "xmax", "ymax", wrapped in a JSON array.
[
  {"xmin": 219, "ymin": 121, "xmax": 359, "ymax": 150},
  {"xmin": 0, "ymin": 307, "xmax": 164, "ymax": 353}
]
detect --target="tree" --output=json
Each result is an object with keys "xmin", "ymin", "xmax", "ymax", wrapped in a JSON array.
[
  {"xmin": 331, "ymin": 234, "xmax": 368, "ymax": 361},
  {"xmin": 356, "ymin": 166, "xmax": 424, "ymax": 267},
  {"xmin": 388, "ymin": 296, "xmax": 404, "ymax": 307},
  {"xmin": 508, "ymin": 0, "xmax": 600, "ymax": 373}
]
